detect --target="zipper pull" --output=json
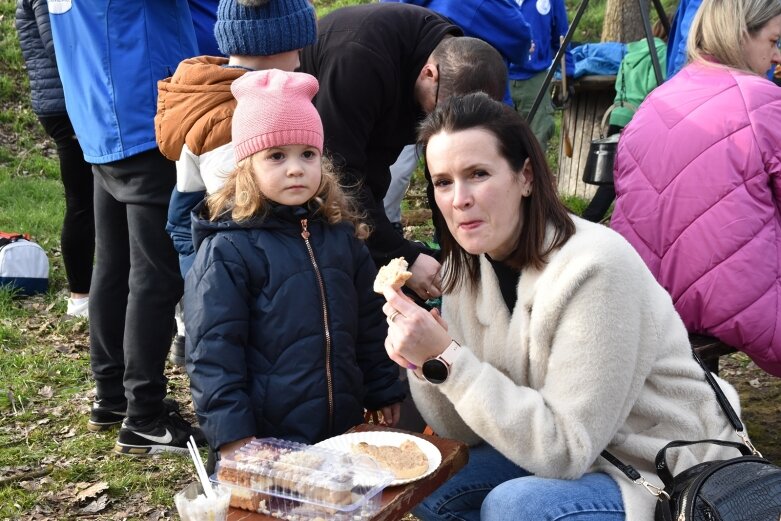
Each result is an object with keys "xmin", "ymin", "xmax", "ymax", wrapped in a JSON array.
[{"xmin": 300, "ymin": 218, "xmax": 310, "ymax": 239}]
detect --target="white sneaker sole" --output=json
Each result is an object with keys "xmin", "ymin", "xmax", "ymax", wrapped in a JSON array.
[{"xmin": 113, "ymin": 442, "xmax": 189, "ymax": 456}]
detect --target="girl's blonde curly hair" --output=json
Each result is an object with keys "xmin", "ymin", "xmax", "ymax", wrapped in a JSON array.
[{"xmin": 206, "ymin": 154, "xmax": 371, "ymax": 239}]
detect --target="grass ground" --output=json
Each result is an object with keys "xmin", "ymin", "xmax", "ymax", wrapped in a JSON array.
[{"xmin": 1, "ymin": 1, "xmax": 779, "ymax": 520}]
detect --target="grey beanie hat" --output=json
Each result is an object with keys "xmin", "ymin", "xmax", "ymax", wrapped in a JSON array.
[{"xmin": 214, "ymin": 0, "xmax": 317, "ymax": 57}]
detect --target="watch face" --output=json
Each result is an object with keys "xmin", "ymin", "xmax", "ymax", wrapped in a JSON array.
[{"xmin": 422, "ymin": 358, "xmax": 449, "ymax": 384}]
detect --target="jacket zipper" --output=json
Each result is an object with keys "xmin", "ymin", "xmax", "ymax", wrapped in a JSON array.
[{"xmin": 300, "ymin": 219, "xmax": 334, "ymax": 433}]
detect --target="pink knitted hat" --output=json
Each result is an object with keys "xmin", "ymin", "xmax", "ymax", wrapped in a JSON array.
[{"xmin": 230, "ymin": 69, "xmax": 324, "ymax": 163}]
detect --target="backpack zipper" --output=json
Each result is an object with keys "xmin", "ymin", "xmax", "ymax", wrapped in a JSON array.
[{"xmin": 300, "ymin": 218, "xmax": 334, "ymax": 433}]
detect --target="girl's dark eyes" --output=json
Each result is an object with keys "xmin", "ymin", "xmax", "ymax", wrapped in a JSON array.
[
  {"xmin": 269, "ymin": 152, "xmax": 285, "ymax": 160},
  {"xmin": 302, "ymin": 150, "xmax": 317, "ymax": 159}
]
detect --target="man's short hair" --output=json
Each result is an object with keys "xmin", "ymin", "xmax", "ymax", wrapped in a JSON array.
[{"xmin": 432, "ymin": 36, "xmax": 508, "ymax": 103}]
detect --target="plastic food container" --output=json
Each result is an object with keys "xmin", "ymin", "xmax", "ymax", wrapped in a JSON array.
[
  {"xmin": 211, "ymin": 437, "xmax": 394, "ymax": 520},
  {"xmin": 175, "ymin": 481, "xmax": 232, "ymax": 521}
]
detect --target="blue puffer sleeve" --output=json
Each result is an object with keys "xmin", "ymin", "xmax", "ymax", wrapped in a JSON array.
[
  {"xmin": 166, "ymin": 188, "xmax": 206, "ymax": 276},
  {"xmin": 351, "ymin": 239, "xmax": 406, "ymax": 410},
  {"xmin": 184, "ymin": 233, "xmax": 258, "ymax": 450},
  {"xmin": 31, "ymin": 0, "xmax": 56, "ymax": 62}
]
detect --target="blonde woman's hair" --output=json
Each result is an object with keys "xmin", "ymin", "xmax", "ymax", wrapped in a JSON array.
[
  {"xmin": 206, "ymin": 154, "xmax": 371, "ymax": 239},
  {"xmin": 687, "ymin": 0, "xmax": 781, "ymax": 72}
]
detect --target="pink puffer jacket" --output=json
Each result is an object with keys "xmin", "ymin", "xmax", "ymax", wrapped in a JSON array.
[{"xmin": 612, "ymin": 62, "xmax": 781, "ymax": 376}]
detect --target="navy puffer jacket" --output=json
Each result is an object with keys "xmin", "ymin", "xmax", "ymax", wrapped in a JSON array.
[
  {"xmin": 15, "ymin": 0, "xmax": 65, "ymax": 116},
  {"xmin": 185, "ymin": 202, "xmax": 405, "ymax": 450}
]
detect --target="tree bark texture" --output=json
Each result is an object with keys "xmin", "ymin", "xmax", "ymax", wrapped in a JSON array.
[{"xmin": 601, "ymin": 0, "xmax": 645, "ymax": 42}]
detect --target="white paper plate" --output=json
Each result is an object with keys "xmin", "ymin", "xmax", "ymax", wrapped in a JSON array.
[{"xmin": 315, "ymin": 431, "xmax": 442, "ymax": 486}]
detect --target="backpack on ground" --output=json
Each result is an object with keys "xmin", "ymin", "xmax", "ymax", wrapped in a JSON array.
[{"xmin": 0, "ymin": 232, "xmax": 49, "ymax": 296}]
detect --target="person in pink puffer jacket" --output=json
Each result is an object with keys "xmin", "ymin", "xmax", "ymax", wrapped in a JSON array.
[{"xmin": 612, "ymin": 0, "xmax": 781, "ymax": 377}]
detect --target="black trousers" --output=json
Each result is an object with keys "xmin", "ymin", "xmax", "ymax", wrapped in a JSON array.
[
  {"xmin": 37, "ymin": 114, "xmax": 94, "ymax": 294},
  {"xmin": 89, "ymin": 148, "xmax": 183, "ymax": 421}
]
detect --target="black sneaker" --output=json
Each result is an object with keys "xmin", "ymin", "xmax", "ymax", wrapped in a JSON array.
[
  {"xmin": 88, "ymin": 397, "xmax": 181, "ymax": 432},
  {"xmin": 114, "ymin": 409, "xmax": 206, "ymax": 456},
  {"xmin": 169, "ymin": 334, "xmax": 185, "ymax": 367},
  {"xmin": 87, "ymin": 398, "xmax": 127, "ymax": 432}
]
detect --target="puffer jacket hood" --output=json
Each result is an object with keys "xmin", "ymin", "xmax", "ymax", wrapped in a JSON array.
[
  {"xmin": 609, "ymin": 37, "xmax": 666, "ymax": 128},
  {"xmin": 612, "ymin": 62, "xmax": 781, "ymax": 376},
  {"xmin": 155, "ymin": 56, "xmax": 245, "ymax": 161}
]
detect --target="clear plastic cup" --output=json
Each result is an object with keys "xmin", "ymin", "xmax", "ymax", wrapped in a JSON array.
[{"xmin": 174, "ymin": 482, "xmax": 232, "ymax": 521}]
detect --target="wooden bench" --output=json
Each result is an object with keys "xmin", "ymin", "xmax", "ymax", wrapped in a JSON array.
[
  {"xmin": 555, "ymin": 75, "xmax": 617, "ymax": 199},
  {"xmin": 689, "ymin": 333, "xmax": 737, "ymax": 374}
]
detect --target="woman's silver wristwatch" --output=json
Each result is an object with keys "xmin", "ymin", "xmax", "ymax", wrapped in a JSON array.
[{"xmin": 421, "ymin": 340, "xmax": 460, "ymax": 384}]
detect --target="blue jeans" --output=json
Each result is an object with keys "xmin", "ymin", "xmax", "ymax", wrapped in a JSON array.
[{"xmin": 413, "ymin": 444, "xmax": 625, "ymax": 521}]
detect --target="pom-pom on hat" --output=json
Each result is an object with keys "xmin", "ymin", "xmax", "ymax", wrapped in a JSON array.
[
  {"xmin": 215, "ymin": 0, "xmax": 317, "ymax": 57},
  {"xmin": 231, "ymin": 69, "xmax": 324, "ymax": 163}
]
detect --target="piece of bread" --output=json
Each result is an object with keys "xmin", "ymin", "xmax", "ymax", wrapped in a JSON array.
[
  {"xmin": 373, "ymin": 257, "xmax": 412, "ymax": 294},
  {"xmin": 351, "ymin": 440, "xmax": 429, "ymax": 480}
]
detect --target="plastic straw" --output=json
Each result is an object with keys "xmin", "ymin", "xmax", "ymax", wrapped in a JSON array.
[{"xmin": 187, "ymin": 437, "xmax": 215, "ymax": 499}]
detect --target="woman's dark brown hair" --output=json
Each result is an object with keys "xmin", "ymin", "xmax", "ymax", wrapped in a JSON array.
[{"xmin": 417, "ymin": 92, "xmax": 575, "ymax": 292}]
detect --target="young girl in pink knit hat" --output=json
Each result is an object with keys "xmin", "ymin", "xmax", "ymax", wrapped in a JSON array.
[{"xmin": 183, "ymin": 69, "xmax": 405, "ymax": 459}]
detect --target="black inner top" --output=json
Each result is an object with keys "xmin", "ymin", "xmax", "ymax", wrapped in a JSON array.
[{"xmin": 486, "ymin": 256, "xmax": 521, "ymax": 313}]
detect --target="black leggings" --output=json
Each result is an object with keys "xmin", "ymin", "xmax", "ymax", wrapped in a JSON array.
[{"xmin": 38, "ymin": 114, "xmax": 94, "ymax": 294}]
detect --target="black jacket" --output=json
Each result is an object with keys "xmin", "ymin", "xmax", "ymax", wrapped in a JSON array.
[
  {"xmin": 300, "ymin": 4, "xmax": 460, "ymax": 267},
  {"xmin": 15, "ymin": 0, "xmax": 65, "ymax": 116},
  {"xmin": 185, "ymin": 202, "xmax": 405, "ymax": 450}
]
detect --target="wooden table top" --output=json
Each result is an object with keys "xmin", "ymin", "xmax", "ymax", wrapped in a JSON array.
[{"xmin": 226, "ymin": 424, "xmax": 469, "ymax": 521}]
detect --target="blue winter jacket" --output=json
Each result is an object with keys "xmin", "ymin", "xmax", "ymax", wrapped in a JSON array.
[
  {"xmin": 380, "ymin": 0, "xmax": 532, "ymax": 65},
  {"xmin": 666, "ymin": 0, "xmax": 701, "ymax": 78},
  {"xmin": 188, "ymin": 0, "xmax": 222, "ymax": 57},
  {"xmin": 667, "ymin": 0, "xmax": 772, "ymax": 80},
  {"xmin": 508, "ymin": 0, "xmax": 573, "ymax": 80},
  {"xmin": 47, "ymin": 0, "xmax": 198, "ymax": 163},
  {"xmin": 15, "ymin": 0, "xmax": 65, "ymax": 116},
  {"xmin": 185, "ymin": 202, "xmax": 405, "ymax": 450}
]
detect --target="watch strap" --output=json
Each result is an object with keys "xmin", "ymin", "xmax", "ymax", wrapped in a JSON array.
[{"xmin": 437, "ymin": 340, "xmax": 460, "ymax": 367}]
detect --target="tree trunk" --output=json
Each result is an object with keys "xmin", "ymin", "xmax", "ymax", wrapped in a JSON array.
[{"xmin": 601, "ymin": 0, "xmax": 645, "ymax": 42}]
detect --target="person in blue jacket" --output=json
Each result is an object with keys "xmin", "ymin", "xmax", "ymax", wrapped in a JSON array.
[
  {"xmin": 15, "ymin": 0, "xmax": 94, "ymax": 318},
  {"xmin": 48, "ymin": 0, "xmax": 204, "ymax": 454},
  {"xmin": 510, "ymin": 0, "xmax": 573, "ymax": 150},
  {"xmin": 185, "ymin": 69, "xmax": 405, "ymax": 455}
]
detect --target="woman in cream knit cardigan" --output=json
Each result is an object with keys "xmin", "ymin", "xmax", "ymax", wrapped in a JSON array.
[{"xmin": 380, "ymin": 93, "xmax": 742, "ymax": 521}]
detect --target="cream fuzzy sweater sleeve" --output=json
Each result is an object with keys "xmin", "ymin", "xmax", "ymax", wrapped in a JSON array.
[{"xmin": 409, "ymin": 218, "xmax": 739, "ymax": 521}]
